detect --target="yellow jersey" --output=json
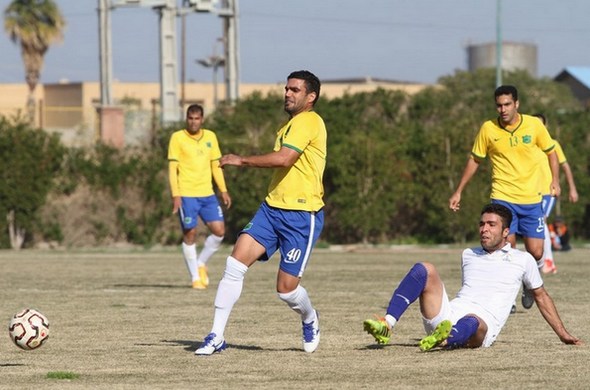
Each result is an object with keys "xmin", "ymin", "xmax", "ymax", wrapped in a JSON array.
[
  {"xmin": 471, "ymin": 114, "xmax": 555, "ymax": 204},
  {"xmin": 266, "ymin": 111, "xmax": 327, "ymax": 212},
  {"xmin": 537, "ymin": 140, "xmax": 567, "ymax": 196},
  {"xmin": 168, "ymin": 129, "xmax": 224, "ymax": 197}
]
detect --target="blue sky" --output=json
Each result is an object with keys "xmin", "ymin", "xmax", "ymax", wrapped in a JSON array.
[{"xmin": 1, "ymin": 0, "xmax": 589, "ymax": 85}]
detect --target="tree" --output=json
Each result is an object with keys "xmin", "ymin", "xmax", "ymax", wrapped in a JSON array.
[
  {"xmin": 4, "ymin": 0, "xmax": 65, "ymax": 122},
  {"xmin": 0, "ymin": 115, "xmax": 65, "ymax": 249}
]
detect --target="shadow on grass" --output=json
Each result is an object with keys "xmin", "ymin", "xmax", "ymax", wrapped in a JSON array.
[
  {"xmin": 160, "ymin": 339, "xmax": 264, "ymax": 353},
  {"xmin": 360, "ymin": 342, "xmax": 418, "ymax": 350},
  {"xmin": 113, "ymin": 284, "xmax": 189, "ymax": 289}
]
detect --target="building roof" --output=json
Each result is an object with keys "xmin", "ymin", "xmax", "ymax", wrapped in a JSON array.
[
  {"xmin": 322, "ymin": 76, "xmax": 424, "ymax": 85},
  {"xmin": 555, "ymin": 66, "xmax": 590, "ymax": 89}
]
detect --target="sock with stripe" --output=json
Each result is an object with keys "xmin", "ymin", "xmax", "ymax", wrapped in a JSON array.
[
  {"xmin": 385, "ymin": 262, "xmax": 428, "ymax": 324},
  {"xmin": 446, "ymin": 315, "xmax": 479, "ymax": 348}
]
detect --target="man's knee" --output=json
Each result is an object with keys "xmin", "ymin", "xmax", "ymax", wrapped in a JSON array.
[
  {"xmin": 421, "ymin": 262, "xmax": 438, "ymax": 278},
  {"xmin": 208, "ymin": 221, "xmax": 225, "ymax": 237},
  {"xmin": 465, "ymin": 315, "xmax": 487, "ymax": 348}
]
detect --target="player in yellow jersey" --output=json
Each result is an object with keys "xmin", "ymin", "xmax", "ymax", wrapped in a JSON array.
[
  {"xmin": 449, "ymin": 86, "xmax": 560, "ymax": 309},
  {"xmin": 532, "ymin": 113, "xmax": 578, "ymax": 274},
  {"xmin": 168, "ymin": 104, "xmax": 231, "ymax": 290},
  {"xmin": 196, "ymin": 70, "xmax": 326, "ymax": 356}
]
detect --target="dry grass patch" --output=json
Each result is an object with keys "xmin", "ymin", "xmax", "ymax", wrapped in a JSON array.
[{"xmin": 0, "ymin": 247, "xmax": 588, "ymax": 389}]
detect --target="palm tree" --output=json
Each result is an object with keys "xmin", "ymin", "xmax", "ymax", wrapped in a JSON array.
[{"xmin": 4, "ymin": 0, "xmax": 65, "ymax": 123}]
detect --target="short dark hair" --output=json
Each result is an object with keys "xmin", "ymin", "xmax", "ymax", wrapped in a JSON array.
[
  {"xmin": 288, "ymin": 70, "xmax": 321, "ymax": 105},
  {"xmin": 481, "ymin": 203, "xmax": 512, "ymax": 230},
  {"xmin": 186, "ymin": 104, "xmax": 204, "ymax": 116},
  {"xmin": 532, "ymin": 113, "xmax": 547, "ymax": 125},
  {"xmin": 494, "ymin": 85, "xmax": 518, "ymax": 102}
]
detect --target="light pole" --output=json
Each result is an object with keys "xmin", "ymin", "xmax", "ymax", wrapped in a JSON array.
[
  {"xmin": 197, "ymin": 56, "xmax": 225, "ymax": 109},
  {"xmin": 197, "ymin": 38, "xmax": 226, "ymax": 109}
]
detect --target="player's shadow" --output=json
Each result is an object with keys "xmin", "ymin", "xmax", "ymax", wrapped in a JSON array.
[
  {"xmin": 359, "ymin": 342, "xmax": 417, "ymax": 350},
  {"xmin": 113, "ymin": 283, "xmax": 189, "ymax": 289},
  {"xmin": 161, "ymin": 339, "xmax": 263, "ymax": 353}
]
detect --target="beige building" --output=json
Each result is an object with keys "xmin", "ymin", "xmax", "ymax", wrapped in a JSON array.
[{"xmin": 0, "ymin": 78, "xmax": 426, "ymax": 147}]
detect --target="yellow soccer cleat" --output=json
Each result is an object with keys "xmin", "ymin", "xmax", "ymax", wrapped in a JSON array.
[
  {"xmin": 419, "ymin": 320, "xmax": 452, "ymax": 351},
  {"xmin": 198, "ymin": 266, "xmax": 209, "ymax": 287},
  {"xmin": 192, "ymin": 279, "xmax": 206, "ymax": 290},
  {"xmin": 363, "ymin": 317, "xmax": 391, "ymax": 345}
]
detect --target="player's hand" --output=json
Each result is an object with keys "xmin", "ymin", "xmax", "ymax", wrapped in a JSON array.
[
  {"xmin": 172, "ymin": 196, "xmax": 181, "ymax": 214},
  {"xmin": 560, "ymin": 334, "xmax": 582, "ymax": 345},
  {"xmin": 569, "ymin": 188, "xmax": 579, "ymax": 203},
  {"xmin": 449, "ymin": 193, "xmax": 461, "ymax": 212},
  {"xmin": 221, "ymin": 192, "xmax": 232, "ymax": 209},
  {"xmin": 219, "ymin": 154, "xmax": 242, "ymax": 168},
  {"xmin": 550, "ymin": 182, "xmax": 561, "ymax": 198}
]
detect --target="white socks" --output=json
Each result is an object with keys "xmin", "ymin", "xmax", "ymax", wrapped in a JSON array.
[
  {"xmin": 542, "ymin": 224, "xmax": 553, "ymax": 263},
  {"xmin": 198, "ymin": 234, "xmax": 224, "ymax": 266},
  {"xmin": 385, "ymin": 314, "xmax": 397, "ymax": 329},
  {"xmin": 278, "ymin": 285, "xmax": 316, "ymax": 323},
  {"xmin": 211, "ymin": 256, "xmax": 249, "ymax": 338},
  {"xmin": 182, "ymin": 242, "xmax": 199, "ymax": 282},
  {"xmin": 183, "ymin": 235, "xmax": 223, "ymax": 282}
]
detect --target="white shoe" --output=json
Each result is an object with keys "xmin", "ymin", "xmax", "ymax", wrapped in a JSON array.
[
  {"xmin": 302, "ymin": 310, "xmax": 320, "ymax": 353},
  {"xmin": 195, "ymin": 332, "xmax": 226, "ymax": 356}
]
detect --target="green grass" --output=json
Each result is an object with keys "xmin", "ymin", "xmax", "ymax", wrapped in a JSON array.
[{"xmin": 46, "ymin": 371, "xmax": 80, "ymax": 380}]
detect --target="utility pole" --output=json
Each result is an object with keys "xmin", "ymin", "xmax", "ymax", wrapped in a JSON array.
[
  {"xmin": 180, "ymin": 12, "xmax": 186, "ymax": 110},
  {"xmin": 101, "ymin": 0, "xmax": 181, "ymax": 124},
  {"xmin": 496, "ymin": 0, "xmax": 502, "ymax": 87},
  {"xmin": 156, "ymin": 0, "xmax": 180, "ymax": 123},
  {"xmin": 220, "ymin": 0, "xmax": 239, "ymax": 103},
  {"xmin": 99, "ymin": 0, "xmax": 238, "ymax": 123},
  {"xmin": 98, "ymin": 0, "xmax": 113, "ymax": 106}
]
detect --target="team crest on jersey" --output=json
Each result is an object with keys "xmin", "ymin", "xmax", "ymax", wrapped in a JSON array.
[
  {"xmin": 206, "ymin": 142, "xmax": 212, "ymax": 148},
  {"xmin": 522, "ymin": 135, "xmax": 532, "ymax": 144}
]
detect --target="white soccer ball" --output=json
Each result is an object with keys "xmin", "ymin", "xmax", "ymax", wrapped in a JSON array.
[{"xmin": 8, "ymin": 308, "xmax": 50, "ymax": 350}]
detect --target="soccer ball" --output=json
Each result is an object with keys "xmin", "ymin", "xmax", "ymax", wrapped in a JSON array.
[{"xmin": 8, "ymin": 308, "xmax": 50, "ymax": 350}]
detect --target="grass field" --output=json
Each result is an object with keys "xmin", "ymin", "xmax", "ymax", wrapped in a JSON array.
[{"xmin": 1, "ymin": 246, "xmax": 588, "ymax": 389}]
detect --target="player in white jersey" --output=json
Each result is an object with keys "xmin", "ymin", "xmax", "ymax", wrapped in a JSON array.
[{"xmin": 363, "ymin": 203, "xmax": 581, "ymax": 350}]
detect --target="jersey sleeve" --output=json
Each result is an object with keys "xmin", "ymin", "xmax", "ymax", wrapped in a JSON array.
[
  {"xmin": 168, "ymin": 132, "xmax": 180, "ymax": 161},
  {"xmin": 536, "ymin": 123, "xmax": 556, "ymax": 153},
  {"xmin": 471, "ymin": 123, "xmax": 489, "ymax": 160},
  {"xmin": 209, "ymin": 131, "xmax": 222, "ymax": 161},
  {"xmin": 167, "ymin": 132, "xmax": 180, "ymax": 197},
  {"xmin": 554, "ymin": 141, "xmax": 567, "ymax": 164}
]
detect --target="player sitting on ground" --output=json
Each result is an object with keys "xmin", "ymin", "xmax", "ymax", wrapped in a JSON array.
[{"xmin": 363, "ymin": 203, "xmax": 581, "ymax": 351}]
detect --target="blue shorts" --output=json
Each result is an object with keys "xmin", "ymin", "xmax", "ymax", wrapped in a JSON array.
[
  {"xmin": 179, "ymin": 195, "xmax": 224, "ymax": 230},
  {"xmin": 541, "ymin": 195, "xmax": 556, "ymax": 219},
  {"xmin": 491, "ymin": 199, "xmax": 544, "ymax": 239},
  {"xmin": 240, "ymin": 202, "xmax": 324, "ymax": 278}
]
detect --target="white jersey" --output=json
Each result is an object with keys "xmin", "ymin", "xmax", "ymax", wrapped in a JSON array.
[{"xmin": 452, "ymin": 243, "xmax": 543, "ymax": 341}]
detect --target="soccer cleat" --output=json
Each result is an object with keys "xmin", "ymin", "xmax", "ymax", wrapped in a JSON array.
[
  {"xmin": 419, "ymin": 320, "xmax": 452, "ymax": 351},
  {"xmin": 302, "ymin": 310, "xmax": 320, "ymax": 353},
  {"xmin": 198, "ymin": 265, "xmax": 209, "ymax": 287},
  {"xmin": 195, "ymin": 333, "xmax": 226, "ymax": 356},
  {"xmin": 363, "ymin": 317, "xmax": 391, "ymax": 345},
  {"xmin": 542, "ymin": 259, "xmax": 557, "ymax": 274},
  {"xmin": 192, "ymin": 279, "xmax": 206, "ymax": 290},
  {"xmin": 521, "ymin": 282, "xmax": 534, "ymax": 309}
]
